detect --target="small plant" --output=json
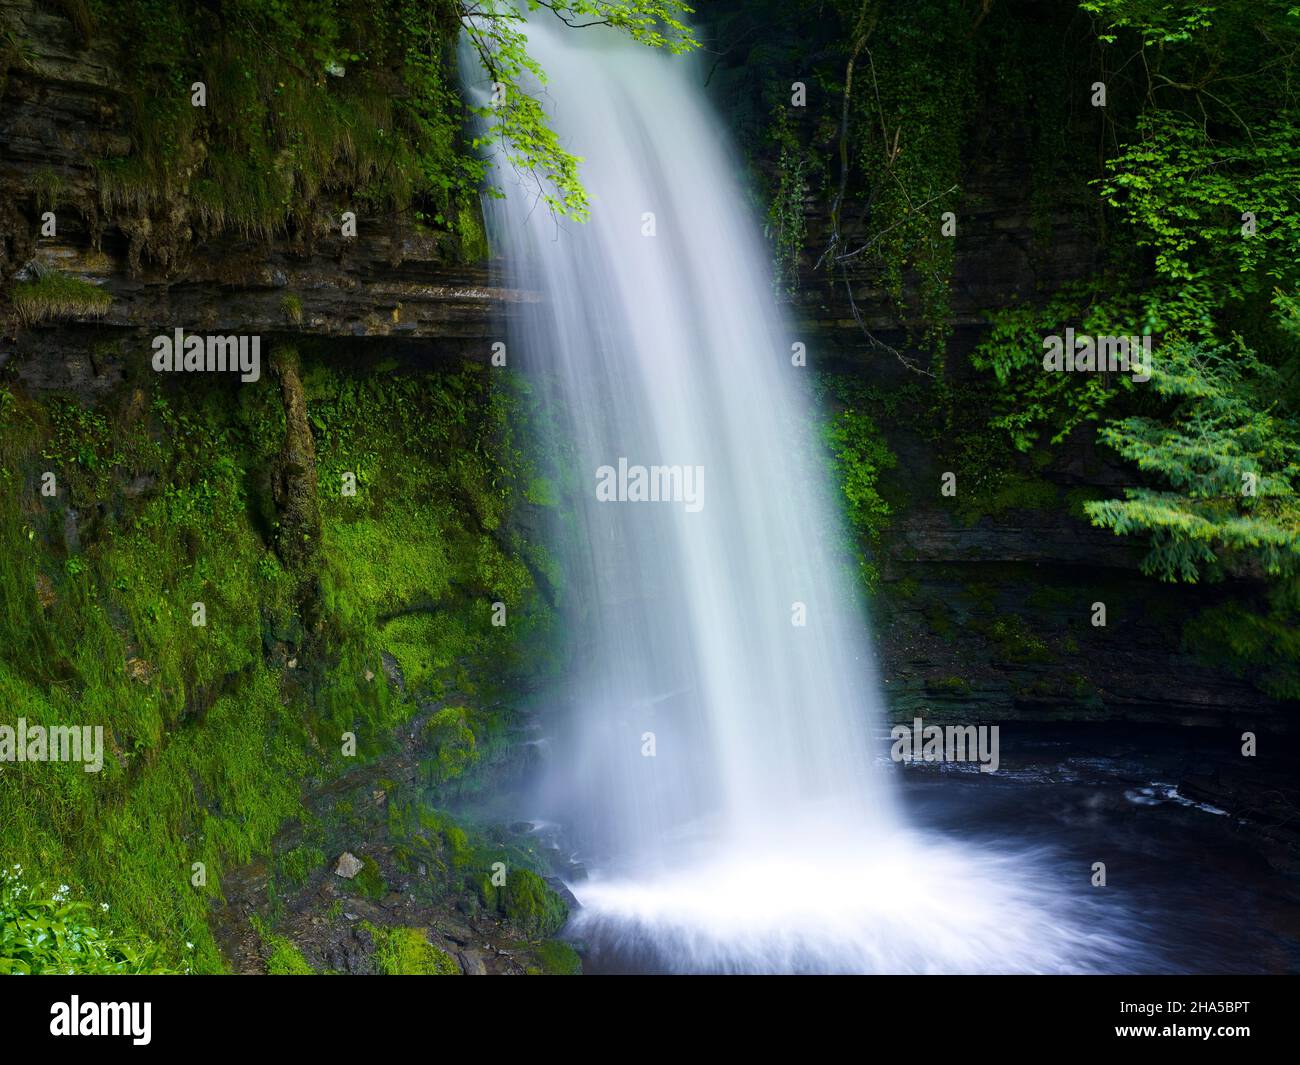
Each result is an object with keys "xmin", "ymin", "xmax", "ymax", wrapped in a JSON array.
[
  {"xmin": 0, "ymin": 865, "xmax": 178, "ymax": 974},
  {"xmin": 11, "ymin": 271, "xmax": 112, "ymax": 325}
]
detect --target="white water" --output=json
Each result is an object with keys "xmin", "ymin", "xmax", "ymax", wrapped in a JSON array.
[{"xmin": 469, "ymin": 18, "xmax": 1136, "ymax": 973}]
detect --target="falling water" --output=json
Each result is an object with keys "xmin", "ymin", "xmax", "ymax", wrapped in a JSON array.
[{"xmin": 468, "ymin": 18, "xmax": 1143, "ymax": 973}]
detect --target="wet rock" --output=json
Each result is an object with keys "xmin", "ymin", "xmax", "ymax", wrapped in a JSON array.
[{"xmin": 458, "ymin": 950, "xmax": 487, "ymax": 976}]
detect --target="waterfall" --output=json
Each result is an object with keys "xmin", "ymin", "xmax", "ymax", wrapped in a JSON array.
[{"xmin": 467, "ymin": 17, "xmax": 1141, "ymax": 974}]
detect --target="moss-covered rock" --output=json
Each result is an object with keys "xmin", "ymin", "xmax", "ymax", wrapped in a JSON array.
[
  {"xmin": 367, "ymin": 925, "xmax": 459, "ymax": 976},
  {"xmin": 502, "ymin": 868, "xmax": 568, "ymax": 940},
  {"xmin": 423, "ymin": 706, "xmax": 479, "ymax": 786},
  {"xmin": 354, "ymin": 855, "xmax": 387, "ymax": 900},
  {"xmin": 530, "ymin": 939, "xmax": 582, "ymax": 975}
]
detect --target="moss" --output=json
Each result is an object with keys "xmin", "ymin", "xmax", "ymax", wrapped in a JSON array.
[
  {"xmin": 366, "ymin": 925, "xmax": 459, "ymax": 975},
  {"xmin": 354, "ymin": 855, "xmax": 387, "ymax": 900},
  {"xmin": 890, "ymin": 577, "xmax": 920, "ymax": 600},
  {"xmin": 925, "ymin": 675, "xmax": 971, "ymax": 697},
  {"xmin": 281, "ymin": 293, "xmax": 304, "ymax": 326},
  {"xmin": 922, "ymin": 599, "xmax": 955, "ymax": 640},
  {"xmin": 86, "ymin": 0, "xmax": 485, "ymax": 264},
  {"xmin": 983, "ymin": 615, "xmax": 1054, "ymax": 665},
  {"xmin": 475, "ymin": 870, "xmax": 500, "ymax": 913},
  {"xmin": 0, "ymin": 356, "xmax": 560, "ymax": 971},
  {"xmin": 423, "ymin": 706, "xmax": 479, "ymax": 786},
  {"xmin": 957, "ymin": 470, "xmax": 1059, "ymax": 525},
  {"xmin": 11, "ymin": 273, "xmax": 112, "ymax": 324},
  {"xmin": 530, "ymin": 939, "xmax": 582, "ymax": 975},
  {"xmin": 279, "ymin": 845, "xmax": 326, "ymax": 888},
  {"xmin": 502, "ymin": 868, "xmax": 567, "ymax": 940},
  {"xmin": 264, "ymin": 934, "xmax": 314, "ymax": 975}
]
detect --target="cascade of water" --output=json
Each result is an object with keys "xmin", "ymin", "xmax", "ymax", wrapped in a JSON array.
[{"xmin": 467, "ymin": 17, "xmax": 1141, "ymax": 974}]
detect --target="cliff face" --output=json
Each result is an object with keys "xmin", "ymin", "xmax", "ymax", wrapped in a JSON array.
[
  {"xmin": 2, "ymin": 0, "xmax": 1290, "ymax": 733},
  {"xmin": 1, "ymin": 0, "xmax": 530, "ymax": 391}
]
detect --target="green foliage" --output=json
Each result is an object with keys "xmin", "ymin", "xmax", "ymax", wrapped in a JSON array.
[
  {"xmin": 1183, "ymin": 583, "xmax": 1300, "ymax": 700},
  {"xmin": 734, "ymin": 0, "xmax": 972, "ymax": 355},
  {"xmin": 1084, "ymin": 339, "xmax": 1300, "ymax": 582},
  {"xmin": 92, "ymin": 0, "xmax": 478, "ymax": 255},
  {"xmin": 969, "ymin": 1, "xmax": 1300, "ymax": 612},
  {"xmin": 970, "ymin": 283, "xmax": 1150, "ymax": 452},
  {"xmin": 463, "ymin": 2, "xmax": 696, "ymax": 220},
  {"xmin": 1098, "ymin": 116, "xmax": 1300, "ymax": 333},
  {"xmin": 820, "ymin": 401, "xmax": 895, "ymax": 588},
  {"xmin": 1, "ymin": 866, "xmax": 180, "ymax": 974},
  {"xmin": 763, "ymin": 104, "xmax": 822, "ymax": 295},
  {"xmin": 834, "ymin": 0, "xmax": 971, "ymax": 360}
]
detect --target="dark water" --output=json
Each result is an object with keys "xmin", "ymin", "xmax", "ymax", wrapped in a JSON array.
[{"xmin": 569, "ymin": 723, "xmax": 1300, "ymax": 974}]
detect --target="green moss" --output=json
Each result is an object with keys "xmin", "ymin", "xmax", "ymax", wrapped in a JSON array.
[
  {"xmin": 502, "ymin": 868, "xmax": 567, "ymax": 940},
  {"xmin": 281, "ymin": 293, "xmax": 304, "ymax": 325},
  {"xmin": 279, "ymin": 845, "xmax": 325, "ymax": 888},
  {"xmin": 366, "ymin": 924, "xmax": 459, "ymax": 975},
  {"xmin": 423, "ymin": 707, "xmax": 478, "ymax": 786},
  {"xmin": 530, "ymin": 939, "xmax": 582, "ymax": 976},
  {"xmin": 922, "ymin": 600, "xmax": 955, "ymax": 640},
  {"xmin": 890, "ymin": 577, "xmax": 920, "ymax": 600},
  {"xmin": 925, "ymin": 675, "xmax": 971, "ymax": 697},
  {"xmin": 0, "ymin": 355, "xmax": 560, "ymax": 971},
  {"xmin": 353, "ymin": 855, "xmax": 387, "ymax": 900},
  {"xmin": 11, "ymin": 273, "xmax": 112, "ymax": 325},
  {"xmin": 957, "ymin": 469, "xmax": 1060, "ymax": 525},
  {"xmin": 983, "ymin": 615, "xmax": 1054, "ymax": 665},
  {"xmin": 264, "ymin": 934, "xmax": 314, "ymax": 975},
  {"xmin": 1184, "ymin": 591, "xmax": 1300, "ymax": 700},
  {"xmin": 86, "ymin": 0, "xmax": 487, "ymax": 262},
  {"xmin": 475, "ymin": 870, "xmax": 500, "ymax": 913}
]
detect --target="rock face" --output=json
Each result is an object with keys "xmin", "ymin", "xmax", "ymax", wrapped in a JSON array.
[
  {"xmin": 270, "ymin": 349, "xmax": 321, "ymax": 588},
  {"xmin": 0, "ymin": 0, "xmax": 535, "ymax": 364}
]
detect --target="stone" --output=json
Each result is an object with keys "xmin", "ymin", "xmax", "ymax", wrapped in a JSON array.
[
  {"xmin": 458, "ymin": 950, "xmax": 487, "ymax": 976},
  {"xmin": 335, "ymin": 852, "xmax": 363, "ymax": 879}
]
